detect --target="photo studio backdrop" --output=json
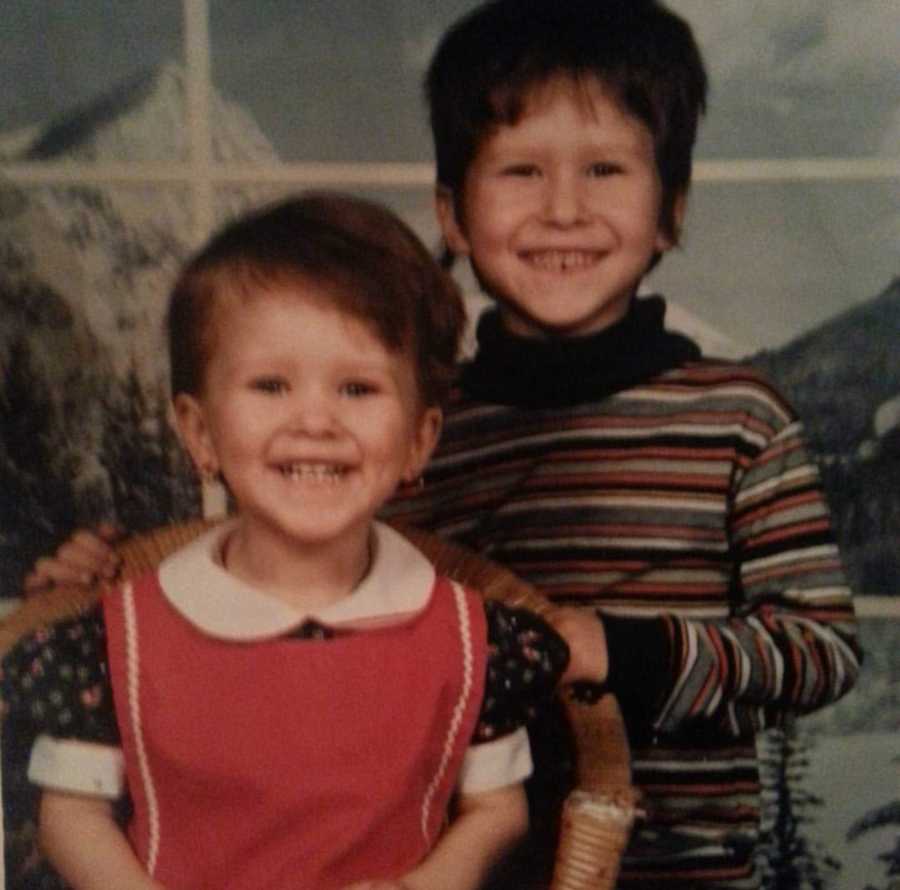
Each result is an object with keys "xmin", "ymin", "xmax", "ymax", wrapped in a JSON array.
[{"xmin": 2, "ymin": 2, "xmax": 898, "ymax": 888}]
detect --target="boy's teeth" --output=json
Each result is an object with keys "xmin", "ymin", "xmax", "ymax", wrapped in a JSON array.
[
  {"xmin": 528, "ymin": 250, "xmax": 597, "ymax": 271},
  {"xmin": 279, "ymin": 463, "xmax": 344, "ymax": 481}
]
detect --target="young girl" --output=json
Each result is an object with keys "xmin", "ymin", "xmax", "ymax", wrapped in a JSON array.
[{"xmin": 5, "ymin": 193, "xmax": 576, "ymax": 890}]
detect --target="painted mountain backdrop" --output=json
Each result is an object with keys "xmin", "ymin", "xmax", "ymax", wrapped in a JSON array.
[{"xmin": 750, "ymin": 279, "xmax": 900, "ymax": 595}]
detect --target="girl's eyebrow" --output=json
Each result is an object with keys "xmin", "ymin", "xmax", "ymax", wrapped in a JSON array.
[{"xmin": 340, "ymin": 362, "xmax": 404, "ymax": 382}]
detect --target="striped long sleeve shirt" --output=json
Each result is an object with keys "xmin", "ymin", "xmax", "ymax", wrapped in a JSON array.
[{"xmin": 383, "ymin": 300, "xmax": 860, "ymax": 887}]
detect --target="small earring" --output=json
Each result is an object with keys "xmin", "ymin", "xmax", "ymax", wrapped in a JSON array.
[
  {"xmin": 197, "ymin": 463, "xmax": 227, "ymax": 519},
  {"xmin": 198, "ymin": 462, "xmax": 219, "ymax": 483},
  {"xmin": 401, "ymin": 474, "xmax": 425, "ymax": 492}
]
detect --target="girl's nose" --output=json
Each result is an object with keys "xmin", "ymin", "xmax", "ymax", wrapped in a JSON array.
[{"xmin": 286, "ymin": 389, "xmax": 337, "ymax": 437}]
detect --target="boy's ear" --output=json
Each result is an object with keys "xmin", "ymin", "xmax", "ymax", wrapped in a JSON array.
[
  {"xmin": 435, "ymin": 186, "xmax": 471, "ymax": 256},
  {"xmin": 173, "ymin": 393, "xmax": 218, "ymax": 477},
  {"xmin": 403, "ymin": 406, "xmax": 443, "ymax": 484},
  {"xmin": 656, "ymin": 189, "xmax": 688, "ymax": 252}
]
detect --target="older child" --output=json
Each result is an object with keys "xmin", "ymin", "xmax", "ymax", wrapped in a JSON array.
[
  {"xmin": 385, "ymin": 2, "xmax": 861, "ymax": 887},
  {"xmin": 5, "ymin": 193, "xmax": 577, "ymax": 890},
  {"xmin": 24, "ymin": 2, "xmax": 862, "ymax": 888}
]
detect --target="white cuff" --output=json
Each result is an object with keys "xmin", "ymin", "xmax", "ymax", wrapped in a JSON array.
[
  {"xmin": 457, "ymin": 728, "xmax": 532, "ymax": 794},
  {"xmin": 28, "ymin": 735, "xmax": 125, "ymax": 799}
]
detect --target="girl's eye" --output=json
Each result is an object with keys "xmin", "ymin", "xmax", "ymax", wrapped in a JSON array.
[
  {"xmin": 251, "ymin": 378, "xmax": 287, "ymax": 394},
  {"xmin": 341, "ymin": 381, "xmax": 375, "ymax": 398},
  {"xmin": 587, "ymin": 162, "xmax": 621, "ymax": 177}
]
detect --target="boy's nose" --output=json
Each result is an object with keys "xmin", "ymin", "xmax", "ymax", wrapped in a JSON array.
[{"xmin": 543, "ymin": 171, "xmax": 585, "ymax": 226}]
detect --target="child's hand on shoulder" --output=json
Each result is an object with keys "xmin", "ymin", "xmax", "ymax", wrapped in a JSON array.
[
  {"xmin": 547, "ymin": 607, "xmax": 609, "ymax": 686},
  {"xmin": 23, "ymin": 523, "xmax": 122, "ymax": 595}
]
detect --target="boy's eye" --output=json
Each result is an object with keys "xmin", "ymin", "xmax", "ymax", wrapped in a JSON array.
[
  {"xmin": 251, "ymin": 377, "xmax": 287, "ymax": 394},
  {"xmin": 587, "ymin": 162, "xmax": 621, "ymax": 177},
  {"xmin": 502, "ymin": 164, "xmax": 541, "ymax": 178}
]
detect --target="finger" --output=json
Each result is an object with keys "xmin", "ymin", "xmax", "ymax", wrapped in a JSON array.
[
  {"xmin": 23, "ymin": 539, "xmax": 116, "ymax": 590},
  {"xmin": 61, "ymin": 531, "xmax": 122, "ymax": 580},
  {"xmin": 22, "ymin": 567, "xmax": 56, "ymax": 595},
  {"xmin": 22, "ymin": 557, "xmax": 92, "ymax": 593}
]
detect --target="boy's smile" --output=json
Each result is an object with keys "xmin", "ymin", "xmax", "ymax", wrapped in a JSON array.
[{"xmin": 438, "ymin": 76, "xmax": 682, "ymax": 339}]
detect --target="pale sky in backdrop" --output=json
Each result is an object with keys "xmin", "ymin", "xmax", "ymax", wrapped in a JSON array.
[{"xmin": 3, "ymin": 0, "xmax": 899, "ymax": 351}]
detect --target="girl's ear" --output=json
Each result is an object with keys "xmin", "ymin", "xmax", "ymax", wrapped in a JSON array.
[
  {"xmin": 173, "ymin": 393, "xmax": 218, "ymax": 478},
  {"xmin": 435, "ymin": 186, "xmax": 471, "ymax": 256},
  {"xmin": 403, "ymin": 406, "xmax": 443, "ymax": 484}
]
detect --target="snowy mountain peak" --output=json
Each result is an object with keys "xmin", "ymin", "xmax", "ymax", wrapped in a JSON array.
[{"xmin": 2, "ymin": 60, "xmax": 278, "ymax": 165}]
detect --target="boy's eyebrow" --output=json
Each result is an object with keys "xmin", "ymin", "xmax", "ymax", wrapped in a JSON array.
[{"xmin": 479, "ymin": 135, "xmax": 651, "ymax": 160}]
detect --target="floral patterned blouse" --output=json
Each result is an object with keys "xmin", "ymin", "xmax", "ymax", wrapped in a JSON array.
[{"xmin": 2, "ymin": 596, "xmax": 569, "ymax": 750}]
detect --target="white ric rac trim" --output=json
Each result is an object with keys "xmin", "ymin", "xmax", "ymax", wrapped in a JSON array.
[
  {"xmin": 457, "ymin": 728, "xmax": 532, "ymax": 794},
  {"xmin": 420, "ymin": 582, "xmax": 474, "ymax": 841},
  {"xmin": 28, "ymin": 736, "xmax": 124, "ymax": 799},
  {"xmin": 123, "ymin": 582, "xmax": 161, "ymax": 875}
]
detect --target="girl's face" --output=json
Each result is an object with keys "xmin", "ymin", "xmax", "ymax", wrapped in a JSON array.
[{"xmin": 175, "ymin": 284, "xmax": 441, "ymax": 569}]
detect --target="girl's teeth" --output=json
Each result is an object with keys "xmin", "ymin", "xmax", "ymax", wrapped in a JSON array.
[{"xmin": 280, "ymin": 463, "xmax": 343, "ymax": 481}]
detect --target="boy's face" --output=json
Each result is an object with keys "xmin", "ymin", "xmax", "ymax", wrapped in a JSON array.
[
  {"xmin": 175, "ymin": 286, "xmax": 441, "ymax": 565},
  {"xmin": 437, "ymin": 77, "xmax": 683, "ymax": 339}
]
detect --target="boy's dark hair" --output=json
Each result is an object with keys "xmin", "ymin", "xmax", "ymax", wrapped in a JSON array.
[
  {"xmin": 168, "ymin": 192, "xmax": 465, "ymax": 407},
  {"xmin": 426, "ymin": 0, "xmax": 708, "ymax": 241}
]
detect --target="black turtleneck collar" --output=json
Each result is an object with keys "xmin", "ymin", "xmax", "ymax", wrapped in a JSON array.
[{"xmin": 459, "ymin": 295, "xmax": 701, "ymax": 409}]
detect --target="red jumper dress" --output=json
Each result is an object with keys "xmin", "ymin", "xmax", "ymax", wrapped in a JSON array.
[{"xmin": 104, "ymin": 571, "xmax": 487, "ymax": 890}]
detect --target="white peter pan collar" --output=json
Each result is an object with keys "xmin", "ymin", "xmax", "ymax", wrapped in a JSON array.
[{"xmin": 157, "ymin": 520, "xmax": 436, "ymax": 641}]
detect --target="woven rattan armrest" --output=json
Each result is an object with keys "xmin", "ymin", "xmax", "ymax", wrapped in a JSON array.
[{"xmin": 1, "ymin": 517, "xmax": 637, "ymax": 889}]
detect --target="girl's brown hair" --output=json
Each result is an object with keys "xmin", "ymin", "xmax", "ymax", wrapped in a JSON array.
[{"xmin": 168, "ymin": 192, "xmax": 466, "ymax": 408}]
